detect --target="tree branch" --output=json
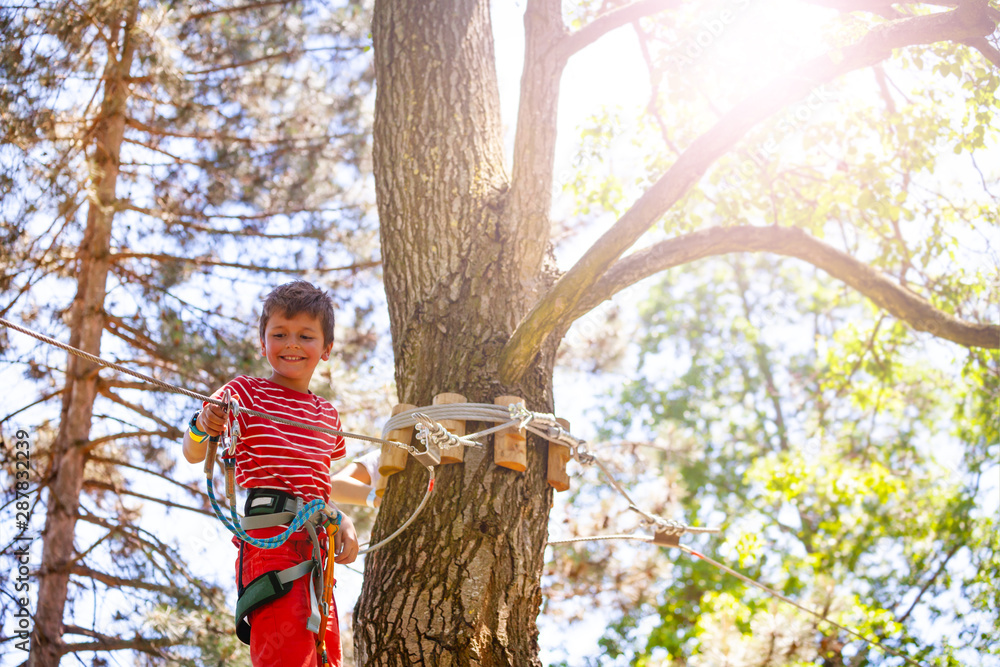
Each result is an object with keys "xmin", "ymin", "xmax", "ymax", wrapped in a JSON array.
[
  {"xmin": 97, "ymin": 387, "xmax": 179, "ymax": 433},
  {"xmin": 569, "ymin": 226, "xmax": 999, "ymax": 349},
  {"xmin": 87, "ymin": 454, "xmax": 211, "ymax": 502},
  {"xmin": 961, "ymin": 35, "xmax": 1000, "ymax": 67},
  {"xmin": 60, "ymin": 625, "xmax": 177, "ymax": 657},
  {"xmin": 801, "ymin": 0, "xmax": 906, "ymax": 19},
  {"xmin": 896, "ymin": 541, "xmax": 963, "ymax": 623},
  {"xmin": 111, "ymin": 251, "xmax": 379, "ymax": 274},
  {"xmin": 103, "ymin": 315, "xmax": 162, "ymax": 358},
  {"xmin": 184, "ymin": 44, "xmax": 366, "ymax": 77},
  {"xmin": 2, "ymin": 389, "xmax": 65, "ymax": 425},
  {"xmin": 120, "ymin": 202, "xmax": 348, "ymax": 239},
  {"xmin": 70, "ymin": 565, "xmax": 176, "ymax": 595},
  {"xmin": 96, "ymin": 380, "xmax": 171, "ymax": 393},
  {"xmin": 185, "ymin": 0, "xmax": 298, "ymax": 22},
  {"xmin": 81, "ymin": 480, "xmax": 214, "ymax": 517},
  {"xmin": 84, "ymin": 428, "xmax": 173, "ymax": 446},
  {"xmin": 508, "ymin": 0, "xmax": 570, "ymax": 278},
  {"xmin": 560, "ymin": 0, "xmax": 682, "ymax": 59},
  {"xmin": 499, "ymin": 3, "xmax": 1000, "ymax": 383},
  {"xmin": 125, "ymin": 117, "xmax": 348, "ymax": 146}
]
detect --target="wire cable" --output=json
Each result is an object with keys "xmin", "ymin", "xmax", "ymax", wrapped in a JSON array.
[
  {"xmin": 678, "ymin": 544, "xmax": 924, "ymax": 667},
  {"xmin": 0, "ymin": 317, "xmax": 404, "ymax": 448},
  {"xmin": 359, "ymin": 468, "xmax": 435, "ymax": 555}
]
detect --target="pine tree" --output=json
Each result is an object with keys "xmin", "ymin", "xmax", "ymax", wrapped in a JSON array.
[{"xmin": 1, "ymin": 1, "xmax": 376, "ymax": 663}]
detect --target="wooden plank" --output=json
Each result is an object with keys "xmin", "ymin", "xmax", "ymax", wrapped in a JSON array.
[
  {"xmin": 547, "ymin": 417, "xmax": 571, "ymax": 491},
  {"xmin": 494, "ymin": 395, "xmax": 527, "ymax": 472},
  {"xmin": 379, "ymin": 403, "xmax": 416, "ymax": 477},
  {"xmin": 434, "ymin": 392, "xmax": 467, "ymax": 464}
]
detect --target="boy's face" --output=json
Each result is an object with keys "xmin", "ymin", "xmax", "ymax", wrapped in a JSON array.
[{"xmin": 260, "ymin": 310, "xmax": 333, "ymax": 393}]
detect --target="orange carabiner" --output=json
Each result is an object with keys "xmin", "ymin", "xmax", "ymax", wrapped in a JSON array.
[{"xmin": 316, "ymin": 517, "xmax": 340, "ymax": 662}]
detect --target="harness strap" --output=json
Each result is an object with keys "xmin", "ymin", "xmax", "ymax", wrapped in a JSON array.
[
  {"xmin": 241, "ymin": 512, "xmax": 297, "ymax": 531},
  {"xmin": 304, "ymin": 520, "xmax": 324, "ymax": 634},
  {"xmin": 235, "ymin": 560, "xmax": 316, "ymax": 644}
]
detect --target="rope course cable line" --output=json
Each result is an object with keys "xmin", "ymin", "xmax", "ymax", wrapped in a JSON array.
[
  {"xmin": 678, "ymin": 545, "xmax": 924, "ymax": 667},
  {"xmin": 2, "ymin": 317, "xmax": 926, "ymax": 664},
  {"xmin": 0, "ymin": 316, "xmax": 403, "ymax": 448},
  {"xmin": 0, "ymin": 316, "xmax": 722, "ymax": 539},
  {"xmin": 547, "ymin": 534, "xmax": 923, "ymax": 666}
]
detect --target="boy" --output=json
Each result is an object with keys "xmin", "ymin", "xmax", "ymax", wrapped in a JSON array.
[{"xmin": 183, "ymin": 281, "xmax": 359, "ymax": 667}]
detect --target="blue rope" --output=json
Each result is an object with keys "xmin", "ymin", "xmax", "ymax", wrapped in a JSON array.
[{"xmin": 206, "ymin": 478, "xmax": 326, "ymax": 549}]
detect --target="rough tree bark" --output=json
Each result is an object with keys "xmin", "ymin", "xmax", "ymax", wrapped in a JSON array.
[
  {"xmin": 354, "ymin": 0, "xmax": 562, "ymax": 664},
  {"xmin": 28, "ymin": 3, "xmax": 138, "ymax": 664}
]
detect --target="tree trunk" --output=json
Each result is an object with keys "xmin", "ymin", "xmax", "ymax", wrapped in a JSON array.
[
  {"xmin": 355, "ymin": 0, "xmax": 558, "ymax": 663},
  {"xmin": 29, "ymin": 4, "xmax": 137, "ymax": 664}
]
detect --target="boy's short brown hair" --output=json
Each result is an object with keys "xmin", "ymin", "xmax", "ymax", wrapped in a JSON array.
[{"xmin": 259, "ymin": 281, "xmax": 336, "ymax": 346}]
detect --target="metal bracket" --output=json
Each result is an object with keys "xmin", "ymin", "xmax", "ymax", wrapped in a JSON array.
[
  {"xmin": 652, "ymin": 529, "xmax": 681, "ymax": 547},
  {"xmin": 411, "ymin": 413, "xmax": 444, "ymax": 467},
  {"xmin": 409, "ymin": 441, "xmax": 442, "ymax": 468}
]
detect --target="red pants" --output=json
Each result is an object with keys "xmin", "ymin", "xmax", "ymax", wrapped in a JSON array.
[{"xmin": 237, "ymin": 532, "xmax": 341, "ymax": 667}]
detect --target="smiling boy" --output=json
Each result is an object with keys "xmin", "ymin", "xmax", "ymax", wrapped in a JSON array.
[{"xmin": 183, "ymin": 281, "xmax": 358, "ymax": 667}]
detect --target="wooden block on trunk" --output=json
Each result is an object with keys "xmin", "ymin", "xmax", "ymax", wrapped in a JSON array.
[
  {"xmin": 547, "ymin": 417, "xmax": 571, "ymax": 492},
  {"xmin": 434, "ymin": 392, "xmax": 467, "ymax": 464},
  {"xmin": 494, "ymin": 395, "xmax": 527, "ymax": 472},
  {"xmin": 379, "ymin": 403, "xmax": 416, "ymax": 477}
]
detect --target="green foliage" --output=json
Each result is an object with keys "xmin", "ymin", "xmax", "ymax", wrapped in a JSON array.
[
  {"xmin": 585, "ymin": 255, "xmax": 998, "ymax": 665},
  {"xmin": 553, "ymin": 11, "xmax": 998, "ymax": 652}
]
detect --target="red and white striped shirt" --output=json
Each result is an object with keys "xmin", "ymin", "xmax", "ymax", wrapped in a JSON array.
[{"xmin": 207, "ymin": 376, "xmax": 346, "ymax": 502}]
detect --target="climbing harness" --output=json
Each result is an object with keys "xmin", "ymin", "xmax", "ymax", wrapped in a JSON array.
[{"xmin": 232, "ymin": 488, "xmax": 332, "ymax": 646}]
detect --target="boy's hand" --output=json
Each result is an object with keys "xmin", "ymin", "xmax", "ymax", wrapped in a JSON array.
[
  {"xmin": 198, "ymin": 403, "xmax": 227, "ymax": 438},
  {"xmin": 333, "ymin": 513, "xmax": 359, "ymax": 565}
]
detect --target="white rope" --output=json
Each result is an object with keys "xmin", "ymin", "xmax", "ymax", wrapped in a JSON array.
[
  {"xmin": 547, "ymin": 534, "xmax": 653, "ymax": 545},
  {"xmin": 382, "ymin": 399, "xmax": 717, "ymax": 541},
  {"xmin": 358, "ymin": 468, "xmax": 436, "ymax": 555},
  {"xmin": 1, "ymin": 317, "xmax": 716, "ymax": 549}
]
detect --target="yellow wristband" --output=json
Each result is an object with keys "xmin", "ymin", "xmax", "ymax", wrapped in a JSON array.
[{"xmin": 188, "ymin": 412, "xmax": 209, "ymax": 443}]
